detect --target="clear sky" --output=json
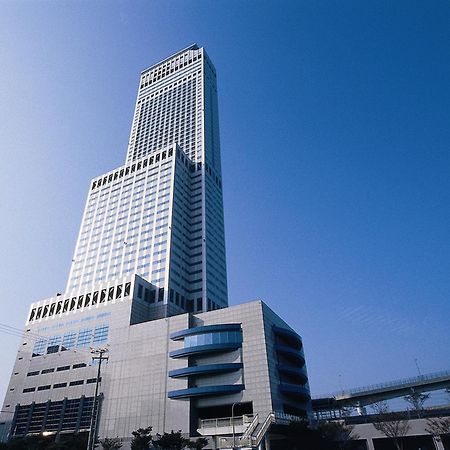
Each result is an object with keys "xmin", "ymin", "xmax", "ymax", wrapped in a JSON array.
[{"xmin": 0, "ymin": 0, "xmax": 449, "ymax": 402}]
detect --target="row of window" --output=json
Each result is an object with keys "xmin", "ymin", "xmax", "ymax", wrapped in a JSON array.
[
  {"xmin": 32, "ymin": 324, "xmax": 109, "ymax": 357},
  {"xmin": 28, "ymin": 282, "xmax": 130, "ymax": 322},
  {"xmin": 23, "ymin": 378, "xmax": 100, "ymax": 393},
  {"xmin": 140, "ymin": 51, "xmax": 202, "ymax": 88},
  {"xmin": 136, "ymin": 283, "xmax": 165, "ymax": 303},
  {"xmin": 12, "ymin": 396, "xmax": 95, "ymax": 436},
  {"xmin": 183, "ymin": 331, "xmax": 243, "ymax": 348},
  {"xmin": 27, "ymin": 362, "xmax": 87, "ymax": 377},
  {"xmin": 92, "ymin": 147, "xmax": 174, "ymax": 191}
]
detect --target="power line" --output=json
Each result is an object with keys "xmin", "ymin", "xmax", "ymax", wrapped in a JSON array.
[{"xmin": 0, "ymin": 323, "xmax": 99, "ymax": 358}]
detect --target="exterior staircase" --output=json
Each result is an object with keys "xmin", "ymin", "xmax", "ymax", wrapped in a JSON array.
[{"xmin": 217, "ymin": 412, "xmax": 276, "ymax": 449}]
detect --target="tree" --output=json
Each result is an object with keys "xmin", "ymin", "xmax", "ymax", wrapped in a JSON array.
[
  {"xmin": 318, "ymin": 421, "xmax": 359, "ymax": 449},
  {"xmin": 99, "ymin": 437, "xmax": 123, "ymax": 450},
  {"xmin": 426, "ymin": 416, "xmax": 450, "ymax": 449},
  {"xmin": 153, "ymin": 430, "xmax": 189, "ymax": 450},
  {"xmin": 372, "ymin": 402, "xmax": 410, "ymax": 450},
  {"xmin": 131, "ymin": 427, "xmax": 153, "ymax": 450},
  {"xmin": 403, "ymin": 391, "xmax": 430, "ymax": 417},
  {"xmin": 186, "ymin": 437, "xmax": 208, "ymax": 450}
]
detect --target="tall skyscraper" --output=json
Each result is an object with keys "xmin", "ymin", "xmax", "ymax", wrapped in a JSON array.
[
  {"xmin": 0, "ymin": 45, "xmax": 312, "ymax": 448},
  {"xmin": 66, "ymin": 44, "xmax": 227, "ymax": 317}
]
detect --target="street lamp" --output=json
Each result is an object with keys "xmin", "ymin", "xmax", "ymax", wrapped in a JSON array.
[{"xmin": 231, "ymin": 402, "xmax": 240, "ymax": 450}]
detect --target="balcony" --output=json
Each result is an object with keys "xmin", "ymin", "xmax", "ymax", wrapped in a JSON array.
[
  {"xmin": 273, "ymin": 326, "xmax": 303, "ymax": 350},
  {"xmin": 274, "ymin": 344, "xmax": 305, "ymax": 367},
  {"xmin": 169, "ymin": 343, "xmax": 242, "ymax": 359},
  {"xmin": 279, "ymin": 383, "xmax": 311, "ymax": 402},
  {"xmin": 197, "ymin": 414, "xmax": 256, "ymax": 436},
  {"xmin": 277, "ymin": 364, "xmax": 308, "ymax": 385},
  {"xmin": 170, "ymin": 324, "xmax": 242, "ymax": 340},
  {"xmin": 168, "ymin": 363, "xmax": 243, "ymax": 378},
  {"xmin": 168, "ymin": 384, "xmax": 245, "ymax": 399}
]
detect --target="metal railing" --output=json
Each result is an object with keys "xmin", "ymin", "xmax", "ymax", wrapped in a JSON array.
[
  {"xmin": 198, "ymin": 414, "xmax": 255, "ymax": 430},
  {"xmin": 250, "ymin": 412, "xmax": 275, "ymax": 447},
  {"xmin": 313, "ymin": 369, "xmax": 450, "ymax": 399},
  {"xmin": 274, "ymin": 411, "xmax": 305, "ymax": 423},
  {"xmin": 241, "ymin": 414, "xmax": 259, "ymax": 440}
]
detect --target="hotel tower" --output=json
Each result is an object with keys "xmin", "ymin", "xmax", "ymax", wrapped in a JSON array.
[
  {"xmin": 66, "ymin": 44, "xmax": 227, "ymax": 316},
  {"xmin": 0, "ymin": 45, "xmax": 311, "ymax": 449}
]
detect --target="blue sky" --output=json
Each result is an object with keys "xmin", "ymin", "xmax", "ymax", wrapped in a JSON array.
[{"xmin": 0, "ymin": 0, "xmax": 449, "ymax": 401}]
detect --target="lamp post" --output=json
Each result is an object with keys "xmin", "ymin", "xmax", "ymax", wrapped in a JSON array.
[{"xmin": 231, "ymin": 402, "xmax": 240, "ymax": 450}]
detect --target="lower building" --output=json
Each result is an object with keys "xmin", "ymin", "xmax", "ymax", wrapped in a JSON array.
[{"xmin": 0, "ymin": 276, "xmax": 311, "ymax": 448}]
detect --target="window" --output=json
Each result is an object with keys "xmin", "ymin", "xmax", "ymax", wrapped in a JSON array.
[
  {"xmin": 184, "ymin": 331, "xmax": 243, "ymax": 348},
  {"xmin": 61, "ymin": 332, "xmax": 76, "ymax": 351},
  {"xmin": 87, "ymin": 377, "xmax": 101, "ymax": 384},
  {"xmin": 73, "ymin": 363, "xmax": 87, "ymax": 369},
  {"xmin": 69, "ymin": 380, "xmax": 84, "ymax": 386},
  {"xmin": 32, "ymin": 339, "xmax": 47, "ymax": 357},
  {"xmin": 77, "ymin": 329, "xmax": 92, "ymax": 348},
  {"xmin": 63, "ymin": 299, "xmax": 69, "ymax": 313},
  {"xmin": 23, "ymin": 387, "xmax": 36, "ymax": 393},
  {"xmin": 29, "ymin": 308, "xmax": 36, "ymax": 321},
  {"xmin": 47, "ymin": 336, "xmax": 61, "ymax": 354},
  {"xmin": 93, "ymin": 325, "xmax": 109, "ymax": 345},
  {"xmin": 37, "ymin": 385, "xmax": 51, "ymax": 391},
  {"xmin": 56, "ymin": 366, "xmax": 70, "ymax": 372},
  {"xmin": 41, "ymin": 368, "xmax": 55, "ymax": 374},
  {"xmin": 27, "ymin": 371, "xmax": 39, "ymax": 377},
  {"xmin": 53, "ymin": 382, "xmax": 67, "ymax": 389}
]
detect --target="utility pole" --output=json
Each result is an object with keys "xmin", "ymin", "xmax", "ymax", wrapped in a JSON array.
[{"xmin": 87, "ymin": 348, "xmax": 109, "ymax": 450}]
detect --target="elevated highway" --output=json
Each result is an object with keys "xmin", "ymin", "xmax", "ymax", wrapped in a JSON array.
[{"xmin": 313, "ymin": 369, "xmax": 450, "ymax": 415}]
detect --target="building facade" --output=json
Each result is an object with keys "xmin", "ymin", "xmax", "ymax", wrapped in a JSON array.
[
  {"xmin": 66, "ymin": 44, "xmax": 227, "ymax": 315},
  {"xmin": 0, "ymin": 46, "xmax": 311, "ymax": 448},
  {"xmin": 0, "ymin": 285, "xmax": 311, "ymax": 447}
]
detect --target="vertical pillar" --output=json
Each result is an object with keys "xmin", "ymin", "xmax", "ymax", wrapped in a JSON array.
[
  {"xmin": 41, "ymin": 399, "xmax": 51, "ymax": 432},
  {"xmin": 56, "ymin": 397, "xmax": 67, "ymax": 441},
  {"xmin": 356, "ymin": 401, "xmax": 367, "ymax": 416},
  {"xmin": 9, "ymin": 404, "xmax": 20, "ymax": 439},
  {"xmin": 433, "ymin": 436, "xmax": 445, "ymax": 450},
  {"xmin": 24, "ymin": 402, "xmax": 35, "ymax": 435},
  {"xmin": 264, "ymin": 434, "xmax": 271, "ymax": 450},
  {"xmin": 76, "ymin": 395, "xmax": 85, "ymax": 433},
  {"xmin": 366, "ymin": 438, "xmax": 375, "ymax": 450}
]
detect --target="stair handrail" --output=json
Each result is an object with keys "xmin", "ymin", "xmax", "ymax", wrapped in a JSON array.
[
  {"xmin": 251, "ymin": 412, "xmax": 276, "ymax": 447},
  {"xmin": 240, "ymin": 413, "xmax": 259, "ymax": 440}
]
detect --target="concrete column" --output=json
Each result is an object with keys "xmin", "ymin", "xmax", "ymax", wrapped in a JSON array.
[
  {"xmin": 356, "ymin": 401, "xmax": 367, "ymax": 416},
  {"xmin": 41, "ymin": 400, "xmax": 51, "ymax": 432},
  {"xmin": 433, "ymin": 436, "xmax": 445, "ymax": 450},
  {"xmin": 264, "ymin": 434, "xmax": 271, "ymax": 450},
  {"xmin": 366, "ymin": 438, "xmax": 375, "ymax": 450}
]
